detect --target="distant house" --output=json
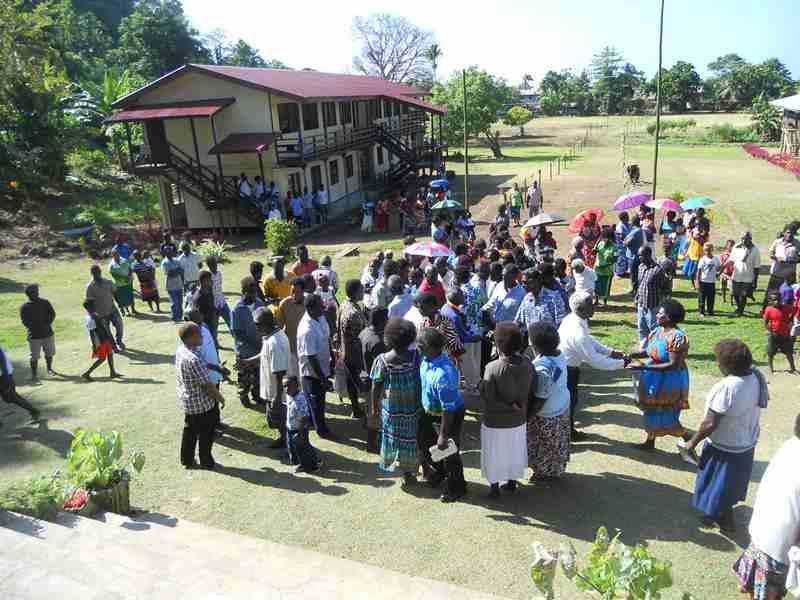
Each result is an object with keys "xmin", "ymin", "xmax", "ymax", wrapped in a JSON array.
[
  {"xmin": 518, "ymin": 88, "xmax": 540, "ymax": 112},
  {"xmin": 770, "ymin": 94, "xmax": 800, "ymax": 156},
  {"xmin": 107, "ymin": 64, "xmax": 446, "ymax": 230}
]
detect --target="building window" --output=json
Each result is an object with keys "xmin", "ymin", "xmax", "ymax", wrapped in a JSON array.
[
  {"xmin": 323, "ymin": 102, "xmax": 337, "ymax": 127},
  {"xmin": 402, "ymin": 103, "xmax": 409, "ymax": 114},
  {"xmin": 278, "ymin": 103, "xmax": 300, "ymax": 133},
  {"xmin": 302, "ymin": 103, "xmax": 319, "ymax": 131},
  {"xmin": 288, "ymin": 172, "xmax": 301, "ymax": 195},
  {"xmin": 339, "ymin": 102, "xmax": 352, "ymax": 125},
  {"xmin": 376, "ymin": 146, "xmax": 384, "ymax": 165},
  {"xmin": 345, "ymin": 154, "xmax": 354, "ymax": 178},
  {"xmin": 329, "ymin": 159, "xmax": 340, "ymax": 185},
  {"xmin": 310, "ymin": 165, "xmax": 323, "ymax": 191}
]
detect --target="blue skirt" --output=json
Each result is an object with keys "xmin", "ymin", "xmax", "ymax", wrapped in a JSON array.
[
  {"xmin": 682, "ymin": 258, "xmax": 698, "ymax": 278},
  {"xmin": 693, "ymin": 441, "xmax": 754, "ymax": 519}
]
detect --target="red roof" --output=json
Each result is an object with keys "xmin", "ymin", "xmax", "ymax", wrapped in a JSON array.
[
  {"xmin": 105, "ymin": 98, "xmax": 234, "ymax": 122},
  {"xmin": 113, "ymin": 65, "xmax": 445, "ymax": 114},
  {"xmin": 208, "ymin": 133, "xmax": 276, "ymax": 155}
]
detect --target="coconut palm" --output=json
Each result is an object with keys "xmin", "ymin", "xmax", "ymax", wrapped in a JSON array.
[{"xmin": 425, "ymin": 43, "xmax": 442, "ymax": 82}]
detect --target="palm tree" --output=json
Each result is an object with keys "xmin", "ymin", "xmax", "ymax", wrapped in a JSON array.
[{"xmin": 425, "ymin": 44, "xmax": 443, "ymax": 82}]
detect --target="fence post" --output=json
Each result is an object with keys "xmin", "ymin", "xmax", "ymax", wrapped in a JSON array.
[
  {"xmin": 538, "ymin": 168, "xmax": 542, "ymax": 186},
  {"xmin": 558, "ymin": 157, "xmax": 561, "ymax": 174},
  {"xmin": 549, "ymin": 162, "xmax": 552, "ymax": 180}
]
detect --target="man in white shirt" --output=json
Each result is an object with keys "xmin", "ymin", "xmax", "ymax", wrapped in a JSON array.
[
  {"xmin": 178, "ymin": 242, "xmax": 202, "ymax": 292},
  {"xmin": 558, "ymin": 291, "xmax": 627, "ymax": 441},
  {"xmin": 253, "ymin": 307, "xmax": 290, "ymax": 449},
  {"xmin": 726, "ymin": 232, "xmax": 761, "ymax": 317},
  {"xmin": 571, "ymin": 259, "xmax": 597, "ymax": 299},
  {"xmin": 296, "ymin": 295, "xmax": 334, "ymax": 439},
  {"xmin": 238, "ymin": 173, "xmax": 252, "ymax": 199},
  {"xmin": 317, "ymin": 184, "xmax": 329, "ymax": 224},
  {"xmin": 387, "ymin": 275, "xmax": 414, "ymax": 319},
  {"xmin": 312, "ymin": 255, "xmax": 339, "ymax": 293}
]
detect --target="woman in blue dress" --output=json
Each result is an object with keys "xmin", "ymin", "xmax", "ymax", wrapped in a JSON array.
[
  {"xmin": 626, "ymin": 299, "xmax": 691, "ymax": 451},
  {"xmin": 614, "ymin": 212, "xmax": 632, "ymax": 277}
]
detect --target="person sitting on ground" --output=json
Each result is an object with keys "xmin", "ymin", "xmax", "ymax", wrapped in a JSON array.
[
  {"xmin": 19, "ymin": 283, "xmax": 56, "ymax": 381},
  {"xmin": 291, "ymin": 245, "xmax": 318, "ymax": 277},
  {"xmin": 0, "ymin": 344, "xmax": 40, "ymax": 425},
  {"xmin": 763, "ymin": 291, "xmax": 797, "ymax": 374},
  {"xmin": 176, "ymin": 322, "xmax": 226, "ymax": 470},
  {"xmin": 480, "ymin": 321, "xmax": 532, "ymax": 498},
  {"xmin": 418, "ymin": 327, "xmax": 467, "ymax": 503},
  {"xmin": 81, "ymin": 299, "xmax": 121, "ymax": 381}
]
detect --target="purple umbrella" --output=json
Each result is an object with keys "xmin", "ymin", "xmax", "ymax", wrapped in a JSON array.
[{"xmin": 613, "ymin": 191, "xmax": 652, "ymax": 211}]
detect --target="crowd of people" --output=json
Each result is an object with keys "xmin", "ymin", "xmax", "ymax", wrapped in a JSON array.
[{"xmin": 4, "ymin": 194, "xmax": 800, "ymax": 599}]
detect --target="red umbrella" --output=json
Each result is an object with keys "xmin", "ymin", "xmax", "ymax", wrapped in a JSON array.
[{"xmin": 568, "ymin": 208, "xmax": 605, "ymax": 233}]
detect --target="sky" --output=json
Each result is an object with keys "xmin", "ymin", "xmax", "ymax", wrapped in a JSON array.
[{"xmin": 182, "ymin": 0, "xmax": 800, "ymax": 86}]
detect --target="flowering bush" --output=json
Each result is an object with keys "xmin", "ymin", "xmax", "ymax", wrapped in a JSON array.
[{"xmin": 742, "ymin": 144, "xmax": 800, "ymax": 176}]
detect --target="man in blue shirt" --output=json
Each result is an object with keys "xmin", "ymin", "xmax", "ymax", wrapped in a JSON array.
[
  {"xmin": 440, "ymin": 289, "xmax": 474, "ymax": 348},
  {"xmin": 418, "ymin": 327, "xmax": 466, "ymax": 503},
  {"xmin": 231, "ymin": 276, "xmax": 265, "ymax": 406},
  {"xmin": 481, "ymin": 264, "xmax": 526, "ymax": 326},
  {"xmin": 289, "ymin": 191, "xmax": 304, "ymax": 227}
]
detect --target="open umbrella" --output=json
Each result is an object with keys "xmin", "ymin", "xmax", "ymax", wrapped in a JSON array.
[
  {"xmin": 646, "ymin": 198, "xmax": 682, "ymax": 211},
  {"xmin": 568, "ymin": 208, "xmax": 604, "ymax": 234},
  {"xmin": 613, "ymin": 191, "xmax": 651, "ymax": 211},
  {"xmin": 431, "ymin": 198, "xmax": 461, "ymax": 210},
  {"xmin": 404, "ymin": 241, "xmax": 452, "ymax": 258},
  {"xmin": 681, "ymin": 196, "xmax": 715, "ymax": 210},
  {"xmin": 523, "ymin": 213, "xmax": 565, "ymax": 228},
  {"xmin": 429, "ymin": 179, "xmax": 449, "ymax": 189}
]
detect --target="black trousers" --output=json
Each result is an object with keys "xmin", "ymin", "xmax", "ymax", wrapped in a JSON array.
[
  {"xmin": 567, "ymin": 366, "xmax": 581, "ymax": 432},
  {"xmin": 629, "ymin": 255, "xmax": 641, "ymax": 293},
  {"xmin": 302, "ymin": 376, "xmax": 329, "ymax": 436},
  {"xmin": 480, "ymin": 337, "xmax": 493, "ymax": 377},
  {"xmin": 698, "ymin": 282, "xmax": 716, "ymax": 315},
  {"xmin": 0, "ymin": 375, "xmax": 37, "ymax": 417},
  {"xmin": 418, "ymin": 409, "xmax": 466, "ymax": 496},
  {"xmin": 181, "ymin": 407, "xmax": 216, "ymax": 467},
  {"xmin": 732, "ymin": 281, "xmax": 750, "ymax": 315}
]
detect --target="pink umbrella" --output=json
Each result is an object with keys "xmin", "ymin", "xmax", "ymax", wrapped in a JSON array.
[
  {"xmin": 405, "ymin": 241, "xmax": 452, "ymax": 258},
  {"xmin": 646, "ymin": 198, "xmax": 682, "ymax": 211},
  {"xmin": 613, "ymin": 191, "xmax": 651, "ymax": 211}
]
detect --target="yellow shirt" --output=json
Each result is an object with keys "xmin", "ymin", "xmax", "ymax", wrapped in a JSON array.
[{"xmin": 263, "ymin": 275, "xmax": 291, "ymax": 302}]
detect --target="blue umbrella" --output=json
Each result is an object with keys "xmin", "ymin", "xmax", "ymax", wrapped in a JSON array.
[
  {"xmin": 680, "ymin": 196, "xmax": 715, "ymax": 210},
  {"xmin": 429, "ymin": 179, "xmax": 449, "ymax": 189}
]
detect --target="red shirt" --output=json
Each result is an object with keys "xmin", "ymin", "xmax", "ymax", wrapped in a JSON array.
[
  {"xmin": 291, "ymin": 259, "xmax": 318, "ymax": 277},
  {"xmin": 763, "ymin": 305, "xmax": 793, "ymax": 337},
  {"xmin": 419, "ymin": 278, "xmax": 446, "ymax": 306}
]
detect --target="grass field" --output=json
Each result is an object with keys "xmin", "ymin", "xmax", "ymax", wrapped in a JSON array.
[{"xmin": 2, "ymin": 115, "xmax": 799, "ymax": 599}]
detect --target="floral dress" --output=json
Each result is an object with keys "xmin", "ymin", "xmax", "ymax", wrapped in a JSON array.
[
  {"xmin": 109, "ymin": 259, "xmax": 134, "ymax": 308},
  {"xmin": 370, "ymin": 351, "xmax": 422, "ymax": 472},
  {"xmin": 637, "ymin": 326, "xmax": 690, "ymax": 437}
]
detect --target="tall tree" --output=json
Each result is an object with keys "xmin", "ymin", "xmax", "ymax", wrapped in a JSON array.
[
  {"xmin": 226, "ymin": 40, "xmax": 267, "ymax": 68},
  {"xmin": 652, "ymin": 61, "xmax": 701, "ymax": 112},
  {"xmin": 707, "ymin": 53, "xmax": 746, "ymax": 77},
  {"xmin": 590, "ymin": 46, "xmax": 625, "ymax": 113},
  {"xmin": 431, "ymin": 66, "xmax": 515, "ymax": 158},
  {"xmin": 111, "ymin": 0, "xmax": 208, "ymax": 80},
  {"xmin": 424, "ymin": 43, "xmax": 442, "ymax": 82},
  {"xmin": 72, "ymin": 0, "xmax": 134, "ymax": 40},
  {"xmin": 352, "ymin": 13, "xmax": 434, "ymax": 83}
]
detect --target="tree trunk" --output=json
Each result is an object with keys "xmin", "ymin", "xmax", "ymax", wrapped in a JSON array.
[{"xmin": 483, "ymin": 130, "xmax": 504, "ymax": 159}]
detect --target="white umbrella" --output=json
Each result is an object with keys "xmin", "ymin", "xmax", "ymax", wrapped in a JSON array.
[{"xmin": 523, "ymin": 213, "xmax": 565, "ymax": 227}]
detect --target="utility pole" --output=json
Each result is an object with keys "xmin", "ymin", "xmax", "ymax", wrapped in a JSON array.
[
  {"xmin": 652, "ymin": 0, "xmax": 665, "ymax": 199},
  {"xmin": 462, "ymin": 70, "xmax": 469, "ymax": 210}
]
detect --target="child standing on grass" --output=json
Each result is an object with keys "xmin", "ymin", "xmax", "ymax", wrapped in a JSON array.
[
  {"xmin": 763, "ymin": 292, "xmax": 797, "ymax": 374},
  {"xmin": 718, "ymin": 239, "xmax": 735, "ymax": 304},
  {"xmin": 696, "ymin": 242, "xmax": 721, "ymax": 316},
  {"xmin": 82, "ymin": 299, "xmax": 121, "ymax": 381},
  {"xmin": 285, "ymin": 376, "xmax": 321, "ymax": 473}
]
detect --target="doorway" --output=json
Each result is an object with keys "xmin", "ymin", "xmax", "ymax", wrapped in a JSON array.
[{"xmin": 145, "ymin": 120, "xmax": 170, "ymax": 164}]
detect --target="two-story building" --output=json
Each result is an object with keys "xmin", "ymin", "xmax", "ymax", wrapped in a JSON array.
[{"xmin": 108, "ymin": 64, "xmax": 446, "ymax": 231}]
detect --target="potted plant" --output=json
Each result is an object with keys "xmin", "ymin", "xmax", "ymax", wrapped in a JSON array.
[{"xmin": 64, "ymin": 429, "xmax": 145, "ymax": 515}]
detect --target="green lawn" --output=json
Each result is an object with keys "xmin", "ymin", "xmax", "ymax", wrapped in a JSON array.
[{"xmin": 2, "ymin": 118, "xmax": 799, "ymax": 600}]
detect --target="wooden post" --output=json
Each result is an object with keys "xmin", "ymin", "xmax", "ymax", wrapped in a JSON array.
[
  {"xmin": 124, "ymin": 122, "xmax": 135, "ymax": 169},
  {"xmin": 549, "ymin": 162, "xmax": 552, "ymax": 180},
  {"xmin": 462, "ymin": 70, "xmax": 469, "ymax": 209},
  {"xmin": 538, "ymin": 169, "xmax": 541, "ymax": 187},
  {"xmin": 210, "ymin": 115, "xmax": 224, "ymax": 193},
  {"xmin": 189, "ymin": 118, "xmax": 201, "ymax": 167},
  {"xmin": 557, "ymin": 157, "xmax": 561, "ymax": 175}
]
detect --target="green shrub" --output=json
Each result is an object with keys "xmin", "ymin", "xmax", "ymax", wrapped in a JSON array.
[
  {"xmin": 0, "ymin": 475, "xmax": 64, "ymax": 521},
  {"xmin": 264, "ymin": 219, "xmax": 299, "ymax": 257},
  {"xmin": 702, "ymin": 123, "xmax": 759, "ymax": 143},
  {"xmin": 646, "ymin": 118, "xmax": 696, "ymax": 135},
  {"xmin": 196, "ymin": 239, "xmax": 228, "ymax": 263},
  {"xmin": 65, "ymin": 429, "xmax": 145, "ymax": 490}
]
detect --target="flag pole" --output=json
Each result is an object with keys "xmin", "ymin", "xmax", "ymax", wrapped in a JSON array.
[
  {"xmin": 652, "ymin": 0, "xmax": 665, "ymax": 199},
  {"xmin": 462, "ymin": 69, "xmax": 469, "ymax": 210}
]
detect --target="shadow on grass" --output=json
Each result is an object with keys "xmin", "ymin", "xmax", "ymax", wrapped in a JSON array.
[
  {"xmin": 216, "ymin": 464, "xmax": 349, "ymax": 497},
  {"xmin": 0, "ymin": 420, "xmax": 74, "ymax": 467},
  {"xmin": 0, "ymin": 277, "xmax": 27, "ymax": 295},
  {"xmin": 123, "ymin": 347, "xmax": 176, "ymax": 366}
]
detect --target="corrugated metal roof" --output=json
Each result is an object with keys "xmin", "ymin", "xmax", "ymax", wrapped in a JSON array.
[
  {"xmin": 105, "ymin": 98, "xmax": 234, "ymax": 122},
  {"xmin": 112, "ymin": 64, "xmax": 446, "ymax": 114},
  {"xmin": 771, "ymin": 94, "xmax": 800, "ymax": 112},
  {"xmin": 208, "ymin": 133, "xmax": 276, "ymax": 155}
]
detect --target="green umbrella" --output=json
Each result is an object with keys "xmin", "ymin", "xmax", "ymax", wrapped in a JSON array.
[{"xmin": 431, "ymin": 198, "xmax": 462, "ymax": 210}]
